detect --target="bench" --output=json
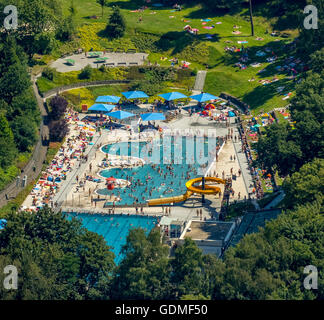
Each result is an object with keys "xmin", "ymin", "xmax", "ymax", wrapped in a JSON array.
[
  {"xmin": 129, "ymin": 62, "xmax": 138, "ymax": 66},
  {"xmin": 115, "ymin": 48, "xmax": 125, "ymax": 53},
  {"xmin": 105, "ymin": 63, "xmax": 115, "ymax": 67},
  {"xmin": 117, "ymin": 62, "xmax": 127, "ymax": 66},
  {"xmin": 126, "ymin": 49, "xmax": 137, "ymax": 54}
]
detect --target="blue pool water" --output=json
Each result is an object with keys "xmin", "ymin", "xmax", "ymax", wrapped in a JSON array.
[
  {"xmin": 98, "ymin": 136, "xmax": 221, "ymax": 205},
  {"xmin": 66, "ymin": 212, "xmax": 158, "ymax": 265}
]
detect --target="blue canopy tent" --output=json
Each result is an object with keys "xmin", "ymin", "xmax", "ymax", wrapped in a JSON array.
[
  {"xmin": 122, "ymin": 91, "xmax": 149, "ymax": 100},
  {"xmin": 190, "ymin": 92, "xmax": 219, "ymax": 102},
  {"xmin": 96, "ymin": 96, "xmax": 121, "ymax": 104},
  {"xmin": 141, "ymin": 113, "xmax": 166, "ymax": 121},
  {"xmin": 88, "ymin": 104, "xmax": 115, "ymax": 113},
  {"xmin": 159, "ymin": 92, "xmax": 187, "ymax": 101},
  {"xmin": 0, "ymin": 219, "xmax": 7, "ymax": 231},
  {"xmin": 228, "ymin": 111, "xmax": 236, "ymax": 117},
  {"xmin": 107, "ymin": 110, "xmax": 135, "ymax": 120}
]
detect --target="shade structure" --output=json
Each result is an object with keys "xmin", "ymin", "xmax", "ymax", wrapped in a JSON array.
[
  {"xmin": 88, "ymin": 104, "xmax": 115, "ymax": 113},
  {"xmin": 106, "ymin": 177, "xmax": 116, "ymax": 182},
  {"xmin": 0, "ymin": 219, "xmax": 7, "ymax": 231},
  {"xmin": 96, "ymin": 57, "xmax": 109, "ymax": 62},
  {"xmin": 107, "ymin": 110, "xmax": 135, "ymax": 120},
  {"xmin": 190, "ymin": 92, "xmax": 219, "ymax": 102},
  {"xmin": 96, "ymin": 96, "xmax": 121, "ymax": 104},
  {"xmin": 66, "ymin": 59, "xmax": 75, "ymax": 66},
  {"xmin": 141, "ymin": 113, "xmax": 166, "ymax": 121},
  {"xmin": 159, "ymin": 92, "xmax": 187, "ymax": 101},
  {"xmin": 228, "ymin": 111, "xmax": 236, "ymax": 117},
  {"xmin": 88, "ymin": 51, "xmax": 103, "ymax": 57},
  {"xmin": 254, "ymin": 124, "xmax": 261, "ymax": 127},
  {"xmin": 122, "ymin": 91, "xmax": 149, "ymax": 100}
]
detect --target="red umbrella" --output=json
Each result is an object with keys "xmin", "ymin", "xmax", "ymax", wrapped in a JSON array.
[
  {"xmin": 107, "ymin": 183, "xmax": 115, "ymax": 190},
  {"xmin": 106, "ymin": 177, "xmax": 116, "ymax": 182}
]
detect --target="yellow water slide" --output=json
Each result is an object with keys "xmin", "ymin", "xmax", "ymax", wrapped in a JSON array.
[{"xmin": 147, "ymin": 177, "xmax": 226, "ymax": 206}]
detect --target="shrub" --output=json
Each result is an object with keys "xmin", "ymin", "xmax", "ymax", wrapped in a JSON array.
[
  {"xmin": 131, "ymin": 33, "xmax": 160, "ymax": 52},
  {"xmin": 78, "ymin": 64, "xmax": 93, "ymax": 80},
  {"xmin": 42, "ymin": 67, "xmax": 56, "ymax": 81},
  {"xmin": 49, "ymin": 119, "xmax": 69, "ymax": 142}
]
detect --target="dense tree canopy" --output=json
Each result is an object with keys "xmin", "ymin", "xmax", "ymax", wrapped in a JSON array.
[
  {"xmin": 111, "ymin": 228, "xmax": 172, "ymax": 300},
  {"xmin": 0, "ymin": 36, "xmax": 39, "ymax": 190},
  {"xmin": 0, "ymin": 207, "xmax": 115, "ymax": 300},
  {"xmin": 283, "ymin": 158, "xmax": 324, "ymax": 209},
  {"xmin": 256, "ymin": 50, "xmax": 324, "ymax": 176},
  {"xmin": 256, "ymin": 122, "xmax": 303, "ymax": 176}
]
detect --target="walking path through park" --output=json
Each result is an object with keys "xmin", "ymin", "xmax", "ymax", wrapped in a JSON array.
[
  {"xmin": 264, "ymin": 190, "xmax": 285, "ymax": 209},
  {"xmin": 193, "ymin": 70, "xmax": 207, "ymax": 92},
  {"xmin": 0, "ymin": 75, "xmax": 49, "ymax": 207}
]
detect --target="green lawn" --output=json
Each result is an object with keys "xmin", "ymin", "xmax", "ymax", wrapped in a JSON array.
[{"xmin": 48, "ymin": 0, "xmax": 301, "ymax": 114}]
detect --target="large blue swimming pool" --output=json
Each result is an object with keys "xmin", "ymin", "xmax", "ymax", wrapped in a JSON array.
[
  {"xmin": 66, "ymin": 212, "xmax": 158, "ymax": 264},
  {"xmin": 97, "ymin": 136, "xmax": 221, "ymax": 205}
]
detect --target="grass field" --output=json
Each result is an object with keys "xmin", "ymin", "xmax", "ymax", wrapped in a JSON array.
[{"xmin": 42, "ymin": 0, "xmax": 302, "ymax": 114}]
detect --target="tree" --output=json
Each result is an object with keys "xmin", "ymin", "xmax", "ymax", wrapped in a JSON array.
[
  {"xmin": 170, "ymin": 238, "xmax": 206, "ymax": 298},
  {"xmin": 97, "ymin": 0, "xmax": 108, "ymax": 18},
  {"xmin": 111, "ymin": 228, "xmax": 171, "ymax": 300},
  {"xmin": 49, "ymin": 95, "xmax": 68, "ymax": 121},
  {"xmin": 0, "ymin": 37, "xmax": 30, "ymax": 105},
  {"xmin": 0, "ymin": 207, "xmax": 115, "ymax": 300},
  {"xmin": 2, "ymin": 0, "xmax": 62, "ymax": 57},
  {"xmin": 10, "ymin": 115, "xmax": 37, "ymax": 152},
  {"xmin": 249, "ymin": 0, "xmax": 254, "ymax": 36},
  {"xmin": 256, "ymin": 122, "xmax": 303, "ymax": 176},
  {"xmin": 105, "ymin": 6, "xmax": 126, "ymax": 39},
  {"xmin": 309, "ymin": 48, "xmax": 324, "ymax": 74},
  {"xmin": 297, "ymin": 0, "xmax": 324, "ymax": 55},
  {"xmin": 211, "ymin": 202, "xmax": 324, "ymax": 300},
  {"xmin": 283, "ymin": 158, "xmax": 324, "ymax": 209},
  {"xmin": 0, "ymin": 112, "xmax": 17, "ymax": 168},
  {"xmin": 78, "ymin": 64, "xmax": 93, "ymax": 80},
  {"xmin": 49, "ymin": 119, "xmax": 69, "ymax": 142}
]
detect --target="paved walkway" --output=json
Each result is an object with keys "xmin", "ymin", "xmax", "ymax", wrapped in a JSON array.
[
  {"xmin": 193, "ymin": 70, "xmax": 207, "ymax": 91},
  {"xmin": 232, "ymin": 126, "xmax": 255, "ymax": 198},
  {"xmin": 264, "ymin": 190, "xmax": 285, "ymax": 209},
  {"xmin": 53, "ymin": 132, "xmax": 104, "ymax": 208}
]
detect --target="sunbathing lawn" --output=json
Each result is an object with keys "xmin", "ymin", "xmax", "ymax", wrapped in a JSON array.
[{"xmin": 50, "ymin": 1, "xmax": 301, "ymax": 114}]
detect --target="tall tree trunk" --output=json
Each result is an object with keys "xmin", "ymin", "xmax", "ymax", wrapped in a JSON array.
[{"xmin": 249, "ymin": 0, "xmax": 254, "ymax": 36}]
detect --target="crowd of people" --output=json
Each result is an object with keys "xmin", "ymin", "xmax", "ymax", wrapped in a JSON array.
[
  {"xmin": 21, "ymin": 108, "xmax": 97, "ymax": 211},
  {"xmin": 238, "ymin": 122, "xmax": 264, "ymax": 200}
]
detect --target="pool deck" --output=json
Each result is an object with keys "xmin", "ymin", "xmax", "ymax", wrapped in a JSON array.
[{"xmin": 59, "ymin": 112, "xmax": 252, "ymax": 223}]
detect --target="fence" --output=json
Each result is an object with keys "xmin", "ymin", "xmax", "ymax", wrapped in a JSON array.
[
  {"xmin": 41, "ymin": 80, "xmax": 132, "ymax": 99},
  {"xmin": 220, "ymin": 92, "xmax": 250, "ymax": 114}
]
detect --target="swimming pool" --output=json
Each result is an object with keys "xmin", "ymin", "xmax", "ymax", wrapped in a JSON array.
[
  {"xmin": 97, "ymin": 136, "xmax": 222, "ymax": 205},
  {"xmin": 65, "ymin": 212, "xmax": 158, "ymax": 265}
]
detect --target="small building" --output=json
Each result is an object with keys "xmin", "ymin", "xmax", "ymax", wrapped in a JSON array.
[
  {"xmin": 177, "ymin": 220, "xmax": 235, "ymax": 257},
  {"xmin": 159, "ymin": 216, "xmax": 187, "ymax": 239}
]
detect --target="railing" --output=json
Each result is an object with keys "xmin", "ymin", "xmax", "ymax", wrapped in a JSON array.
[{"xmin": 40, "ymin": 80, "xmax": 132, "ymax": 99}]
